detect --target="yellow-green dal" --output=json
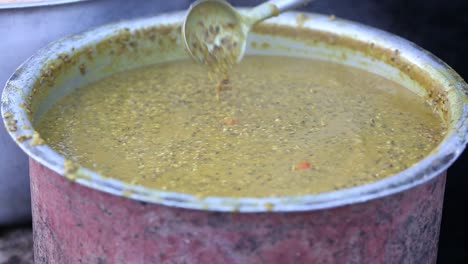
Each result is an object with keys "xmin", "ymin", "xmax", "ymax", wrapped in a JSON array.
[{"xmin": 36, "ymin": 56, "xmax": 443, "ymax": 197}]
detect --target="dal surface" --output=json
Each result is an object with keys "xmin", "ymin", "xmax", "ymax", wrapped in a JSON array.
[{"xmin": 36, "ymin": 56, "xmax": 443, "ymax": 197}]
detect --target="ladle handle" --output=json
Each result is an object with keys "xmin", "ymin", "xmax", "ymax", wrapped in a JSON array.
[
  {"xmin": 247, "ymin": 0, "xmax": 313, "ymax": 26},
  {"xmin": 269, "ymin": 0, "xmax": 313, "ymax": 12}
]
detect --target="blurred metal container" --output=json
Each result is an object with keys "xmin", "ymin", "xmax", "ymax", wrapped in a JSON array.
[{"xmin": 0, "ymin": 0, "xmax": 189, "ymax": 225}]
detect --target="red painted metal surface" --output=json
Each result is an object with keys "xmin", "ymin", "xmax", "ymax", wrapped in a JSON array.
[{"xmin": 31, "ymin": 159, "xmax": 446, "ymax": 263}]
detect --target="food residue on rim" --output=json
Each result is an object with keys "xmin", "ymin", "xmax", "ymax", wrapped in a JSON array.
[
  {"xmin": 295, "ymin": 13, "xmax": 310, "ymax": 27},
  {"xmin": 63, "ymin": 159, "xmax": 79, "ymax": 181},
  {"xmin": 6, "ymin": 119, "xmax": 18, "ymax": 132},
  {"xmin": 3, "ymin": 112, "xmax": 13, "ymax": 119},
  {"xmin": 30, "ymin": 131, "xmax": 45, "ymax": 146},
  {"xmin": 264, "ymin": 202, "xmax": 275, "ymax": 211},
  {"xmin": 16, "ymin": 134, "xmax": 32, "ymax": 142}
]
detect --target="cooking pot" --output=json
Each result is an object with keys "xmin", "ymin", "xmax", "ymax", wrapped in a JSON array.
[
  {"xmin": 2, "ymin": 10, "xmax": 467, "ymax": 263},
  {"xmin": 0, "ymin": 0, "xmax": 189, "ymax": 225}
]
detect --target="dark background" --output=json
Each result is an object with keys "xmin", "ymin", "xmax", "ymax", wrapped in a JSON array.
[{"xmin": 235, "ymin": 0, "xmax": 467, "ymax": 262}]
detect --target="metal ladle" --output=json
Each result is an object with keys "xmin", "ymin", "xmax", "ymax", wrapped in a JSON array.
[{"xmin": 182, "ymin": 0, "xmax": 312, "ymax": 67}]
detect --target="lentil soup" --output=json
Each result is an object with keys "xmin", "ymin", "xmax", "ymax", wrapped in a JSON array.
[{"xmin": 35, "ymin": 56, "xmax": 444, "ymax": 197}]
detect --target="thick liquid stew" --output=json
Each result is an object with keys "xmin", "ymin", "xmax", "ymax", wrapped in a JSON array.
[{"xmin": 36, "ymin": 56, "xmax": 443, "ymax": 197}]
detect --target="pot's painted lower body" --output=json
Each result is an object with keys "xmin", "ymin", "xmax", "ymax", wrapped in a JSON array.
[{"xmin": 31, "ymin": 159, "xmax": 445, "ymax": 263}]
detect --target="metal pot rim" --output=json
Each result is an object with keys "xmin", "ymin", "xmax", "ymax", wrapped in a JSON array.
[
  {"xmin": 2, "ymin": 11, "xmax": 467, "ymax": 213},
  {"xmin": 0, "ymin": 0, "xmax": 90, "ymax": 9}
]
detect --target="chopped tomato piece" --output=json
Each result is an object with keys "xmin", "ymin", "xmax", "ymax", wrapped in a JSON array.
[{"xmin": 293, "ymin": 161, "xmax": 312, "ymax": 171}]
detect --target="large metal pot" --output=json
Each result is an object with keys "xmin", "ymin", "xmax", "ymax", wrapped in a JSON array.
[
  {"xmin": 0, "ymin": 0, "xmax": 189, "ymax": 225},
  {"xmin": 2, "ymin": 10, "xmax": 467, "ymax": 263}
]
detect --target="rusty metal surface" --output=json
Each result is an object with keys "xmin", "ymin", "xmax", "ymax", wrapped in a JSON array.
[{"xmin": 31, "ymin": 159, "xmax": 445, "ymax": 263}]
